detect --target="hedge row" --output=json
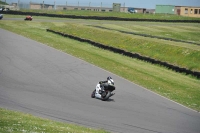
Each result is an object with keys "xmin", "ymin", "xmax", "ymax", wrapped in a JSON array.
[
  {"xmin": 47, "ymin": 29, "xmax": 200, "ymax": 79},
  {"xmin": 3, "ymin": 10, "xmax": 200, "ymax": 23},
  {"xmin": 92, "ymin": 26, "xmax": 200, "ymax": 46}
]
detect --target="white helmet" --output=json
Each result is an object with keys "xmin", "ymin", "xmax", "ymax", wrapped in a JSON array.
[{"xmin": 107, "ymin": 76, "xmax": 114, "ymax": 85}]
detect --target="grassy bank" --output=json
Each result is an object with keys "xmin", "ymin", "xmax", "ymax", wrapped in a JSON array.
[
  {"xmin": 92, "ymin": 23, "xmax": 200, "ymax": 44},
  {"xmin": 0, "ymin": 108, "xmax": 108, "ymax": 133},
  {"xmin": 0, "ymin": 18, "xmax": 199, "ymax": 112},
  {"xmin": 49, "ymin": 23, "xmax": 200, "ymax": 72}
]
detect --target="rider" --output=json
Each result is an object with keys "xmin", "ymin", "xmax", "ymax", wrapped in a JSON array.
[{"xmin": 95, "ymin": 76, "xmax": 114, "ymax": 99}]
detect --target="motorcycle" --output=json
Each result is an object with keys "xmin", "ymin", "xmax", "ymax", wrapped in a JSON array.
[
  {"xmin": 91, "ymin": 83, "xmax": 115, "ymax": 101},
  {"xmin": 24, "ymin": 16, "xmax": 33, "ymax": 21}
]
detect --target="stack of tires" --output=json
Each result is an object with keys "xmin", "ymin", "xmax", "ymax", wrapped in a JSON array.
[{"xmin": 0, "ymin": 14, "xmax": 3, "ymax": 20}]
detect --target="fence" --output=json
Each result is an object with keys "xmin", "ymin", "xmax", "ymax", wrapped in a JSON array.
[{"xmin": 4, "ymin": 0, "xmax": 114, "ymax": 10}]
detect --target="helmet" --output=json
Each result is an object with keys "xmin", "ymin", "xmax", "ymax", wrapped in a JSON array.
[
  {"xmin": 107, "ymin": 76, "xmax": 114, "ymax": 85},
  {"xmin": 107, "ymin": 76, "xmax": 112, "ymax": 80}
]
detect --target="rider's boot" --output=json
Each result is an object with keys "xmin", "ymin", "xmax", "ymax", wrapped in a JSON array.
[
  {"xmin": 110, "ymin": 93, "xmax": 115, "ymax": 97},
  {"xmin": 95, "ymin": 93, "xmax": 102, "ymax": 99}
]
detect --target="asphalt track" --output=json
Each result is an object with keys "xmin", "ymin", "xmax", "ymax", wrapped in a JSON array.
[{"xmin": 0, "ymin": 28, "xmax": 200, "ymax": 133}]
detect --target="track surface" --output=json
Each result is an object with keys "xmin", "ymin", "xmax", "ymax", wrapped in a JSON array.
[{"xmin": 0, "ymin": 28, "xmax": 200, "ymax": 133}]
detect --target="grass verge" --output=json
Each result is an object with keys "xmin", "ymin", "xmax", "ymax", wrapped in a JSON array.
[
  {"xmin": 0, "ymin": 108, "xmax": 108, "ymax": 133},
  {"xmin": 91, "ymin": 23, "xmax": 200, "ymax": 44},
  {"xmin": 49, "ymin": 23, "xmax": 200, "ymax": 72}
]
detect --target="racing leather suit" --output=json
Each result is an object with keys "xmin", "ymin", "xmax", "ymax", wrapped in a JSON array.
[{"xmin": 95, "ymin": 81, "xmax": 108, "ymax": 99}]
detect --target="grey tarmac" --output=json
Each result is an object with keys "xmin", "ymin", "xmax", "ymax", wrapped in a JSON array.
[{"xmin": 0, "ymin": 28, "xmax": 200, "ymax": 133}]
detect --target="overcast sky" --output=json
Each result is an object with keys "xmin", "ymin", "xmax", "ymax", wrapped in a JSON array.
[{"xmin": 4, "ymin": 0, "xmax": 200, "ymax": 9}]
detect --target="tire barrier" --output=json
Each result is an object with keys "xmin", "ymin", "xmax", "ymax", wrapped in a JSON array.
[
  {"xmin": 92, "ymin": 26, "xmax": 200, "ymax": 46},
  {"xmin": 46, "ymin": 29, "xmax": 200, "ymax": 79},
  {"xmin": 3, "ymin": 10, "xmax": 200, "ymax": 23}
]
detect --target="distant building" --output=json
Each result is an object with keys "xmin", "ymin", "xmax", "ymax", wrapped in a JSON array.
[
  {"xmin": 156, "ymin": 5, "xmax": 200, "ymax": 18},
  {"xmin": 156, "ymin": 5, "xmax": 175, "ymax": 14},
  {"xmin": 132, "ymin": 8, "xmax": 146, "ymax": 13},
  {"xmin": 27, "ymin": 2, "xmax": 149, "ymax": 14},
  {"xmin": 146, "ymin": 9, "xmax": 155, "ymax": 14},
  {"xmin": 11, "ymin": 3, "xmax": 18, "ymax": 7},
  {"xmin": 176, "ymin": 6, "xmax": 200, "ymax": 18},
  {"xmin": 57, "ymin": 3, "xmax": 146, "ymax": 13},
  {"xmin": 30, "ymin": 2, "xmax": 54, "ymax": 10},
  {"xmin": 113, "ymin": 3, "xmax": 121, "ymax": 12},
  {"xmin": 56, "ymin": 5, "xmax": 113, "ymax": 12}
]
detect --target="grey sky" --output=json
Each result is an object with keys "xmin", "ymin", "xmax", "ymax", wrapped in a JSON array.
[{"xmin": 4, "ymin": 0, "xmax": 200, "ymax": 9}]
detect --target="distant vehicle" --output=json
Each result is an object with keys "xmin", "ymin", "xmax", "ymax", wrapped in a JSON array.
[
  {"xmin": 24, "ymin": 16, "xmax": 32, "ymax": 21},
  {"xmin": 0, "ymin": 7, "xmax": 10, "ymax": 11},
  {"xmin": 0, "ymin": 14, "xmax": 3, "ymax": 20},
  {"xmin": 128, "ymin": 7, "xmax": 136, "ymax": 13}
]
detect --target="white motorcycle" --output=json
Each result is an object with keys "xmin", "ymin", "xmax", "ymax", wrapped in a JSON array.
[{"xmin": 91, "ymin": 83, "xmax": 115, "ymax": 101}]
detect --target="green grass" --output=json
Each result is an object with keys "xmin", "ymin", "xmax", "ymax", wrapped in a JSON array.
[
  {"xmin": 0, "ymin": 108, "xmax": 108, "ymax": 133},
  {"xmin": 0, "ymin": 18, "xmax": 199, "ymax": 112},
  {"xmin": 49, "ymin": 23, "xmax": 200, "ymax": 72},
  {"xmin": 92, "ymin": 23, "xmax": 200, "ymax": 44},
  {"xmin": 19, "ymin": 9, "xmax": 200, "ymax": 20}
]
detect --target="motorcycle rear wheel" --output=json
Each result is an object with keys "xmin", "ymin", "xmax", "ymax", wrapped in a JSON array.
[{"xmin": 91, "ymin": 90, "xmax": 95, "ymax": 98}]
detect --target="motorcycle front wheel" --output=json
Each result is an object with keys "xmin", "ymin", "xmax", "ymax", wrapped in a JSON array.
[{"xmin": 101, "ymin": 91, "xmax": 111, "ymax": 101}]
